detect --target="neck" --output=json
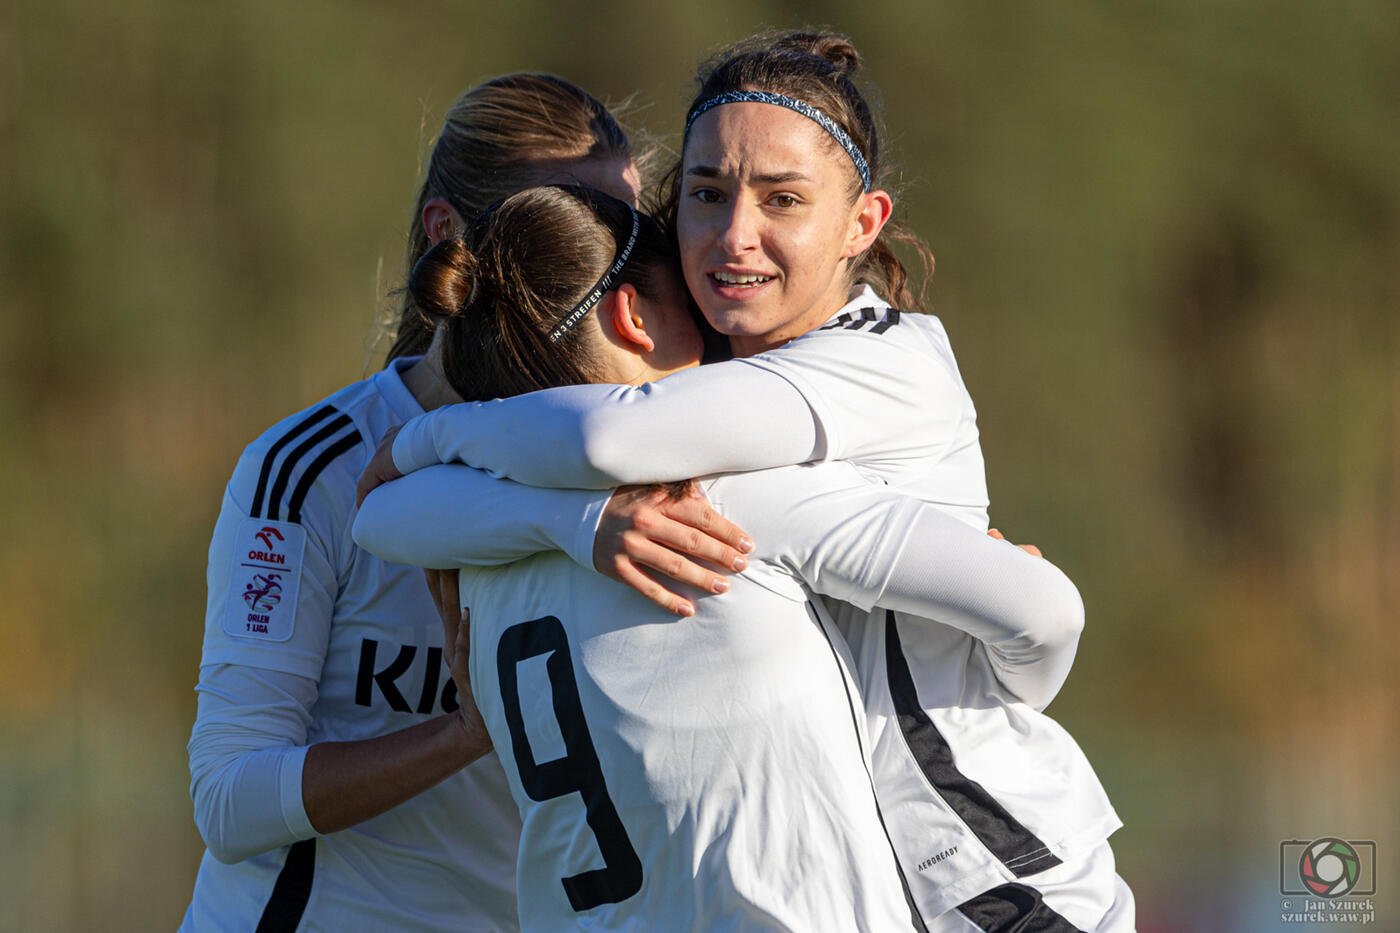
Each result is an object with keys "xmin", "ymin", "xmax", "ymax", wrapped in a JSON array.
[
  {"xmin": 400, "ymin": 328, "xmax": 463, "ymax": 411},
  {"xmin": 728, "ymin": 279, "xmax": 857, "ymax": 358}
]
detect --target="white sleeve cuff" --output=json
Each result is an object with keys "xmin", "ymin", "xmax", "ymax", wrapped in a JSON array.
[
  {"xmin": 566, "ymin": 492, "xmax": 611, "ymax": 572},
  {"xmin": 277, "ymin": 743, "xmax": 317, "ymax": 839}
]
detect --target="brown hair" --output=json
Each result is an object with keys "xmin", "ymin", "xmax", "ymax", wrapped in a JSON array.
[
  {"xmin": 387, "ymin": 74, "xmax": 634, "ymax": 362},
  {"xmin": 409, "ymin": 186, "xmax": 677, "ymax": 402},
  {"xmin": 661, "ymin": 30, "xmax": 935, "ymax": 310}
]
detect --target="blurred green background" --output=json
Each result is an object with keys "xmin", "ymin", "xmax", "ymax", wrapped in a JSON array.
[{"xmin": 3, "ymin": 2, "xmax": 1396, "ymax": 930}]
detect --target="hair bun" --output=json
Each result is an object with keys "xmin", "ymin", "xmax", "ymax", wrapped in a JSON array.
[
  {"xmin": 409, "ymin": 237, "xmax": 479, "ymax": 322},
  {"xmin": 777, "ymin": 31, "xmax": 861, "ymax": 77}
]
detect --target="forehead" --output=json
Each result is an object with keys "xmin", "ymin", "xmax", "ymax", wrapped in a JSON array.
[{"xmin": 684, "ymin": 102, "xmax": 847, "ymax": 184}]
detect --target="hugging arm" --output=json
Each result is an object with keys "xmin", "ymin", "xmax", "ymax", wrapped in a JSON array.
[
  {"xmin": 353, "ymin": 464, "xmax": 752, "ymax": 615},
  {"xmin": 388, "ymin": 362, "xmax": 821, "ymax": 487},
  {"xmin": 725, "ymin": 467, "xmax": 1083, "ymax": 709},
  {"xmin": 381, "ymin": 323, "xmax": 966, "ymax": 493},
  {"xmin": 352, "ymin": 464, "xmax": 610, "ymax": 571}
]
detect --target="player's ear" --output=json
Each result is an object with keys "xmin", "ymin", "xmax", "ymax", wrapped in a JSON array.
[
  {"xmin": 842, "ymin": 188, "xmax": 893, "ymax": 259},
  {"xmin": 422, "ymin": 198, "xmax": 463, "ymax": 245},
  {"xmin": 604, "ymin": 284, "xmax": 655, "ymax": 354}
]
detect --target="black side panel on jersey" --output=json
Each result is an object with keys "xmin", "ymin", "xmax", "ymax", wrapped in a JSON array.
[
  {"xmin": 255, "ymin": 838, "xmax": 316, "ymax": 933},
  {"xmin": 884, "ymin": 610, "xmax": 1062, "ymax": 878},
  {"xmin": 817, "ymin": 306, "xmax": 902, "ymax": 334},
  {"xmin": 805, "ymin": 603, "xmax": 928, "ymax": 933},
  {"xmin": 250, "ymin": 406, "xmax": 362, "ymax": 523},
  {"xmin": 956, "ymin": 883, "xmax": 1083, "ymax": 932}
]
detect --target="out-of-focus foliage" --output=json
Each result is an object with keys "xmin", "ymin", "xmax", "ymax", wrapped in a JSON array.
[{"xmin": 2, "ymin": 2, "xmax": 1396, "ymax": 930}]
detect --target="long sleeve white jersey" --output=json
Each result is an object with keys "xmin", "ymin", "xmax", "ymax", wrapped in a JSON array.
[
  {"xmin": 184, "ymin": 359, "xmax": 610, "ymax": 933},
  {"xmin": 382, "ymin": 286, "xmax": 1123, "ymax": 921},
  {"xmin": 354, "ymin": 459, "xmax": 1085, "ymax": 931}
]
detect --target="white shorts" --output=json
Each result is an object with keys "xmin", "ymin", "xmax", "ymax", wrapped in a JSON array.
[{"xmin": 924, "ymin": 841, "xmax": 1135, "ymax": 932}]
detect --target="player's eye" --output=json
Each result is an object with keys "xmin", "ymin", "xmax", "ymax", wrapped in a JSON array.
[
  {"xmin": 768, "ymin": 194, "xmax": 800, "ymax": 209},
  {"xmin": 690, "ymin": 187, "xmax": 723, "ymax": 204}
]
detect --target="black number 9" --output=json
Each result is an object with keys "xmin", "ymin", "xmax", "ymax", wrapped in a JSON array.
[{"xmin": 497, "ymin": 615, "xmax": 643, "ymax": 912}]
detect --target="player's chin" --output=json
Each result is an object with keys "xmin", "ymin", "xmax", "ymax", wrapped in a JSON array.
[{"xmin": 699, "ymin": 305, "xmax": 777, "ymax": 338}]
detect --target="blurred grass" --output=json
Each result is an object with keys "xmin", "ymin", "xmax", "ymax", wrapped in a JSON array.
[{"xmin": 3, "ymin": 2, "xmax": 1397, "ymax": 929}]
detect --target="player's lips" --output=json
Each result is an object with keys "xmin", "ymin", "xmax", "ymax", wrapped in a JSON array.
[{"xmin": 706, "ymin": 267, "xmax": 777, "ymax": 300}]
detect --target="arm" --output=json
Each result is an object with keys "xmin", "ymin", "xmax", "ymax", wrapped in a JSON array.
[
  {"xmin": 714, "ymin": 465, "xmax": 1082, "ymax": 709},
  {"xmin": 382, "ymin": 318, "xmax": 965, "ymax": 490},
  {"xmin": 188, "ymin": 664, "xmax": 488, "ymax": 863},
  {"xmin": 353, "ymin": 464, "xmax": 753, "ymax": 616},
  {"xmin": 353, "ymin": 463, "xmax": 612, "ymax": 571},
  {"xmin": 191, "ymin": 438, "xmax": 488, "ymax": 862},
  {"xmin": 388, "ymin": 362, "xmax": 820, "ymax": 487}
]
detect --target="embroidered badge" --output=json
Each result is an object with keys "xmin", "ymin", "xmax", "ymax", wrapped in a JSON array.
[{"xmin": 222, "ymin": 518, "xmax": 307, "ymax": 641}]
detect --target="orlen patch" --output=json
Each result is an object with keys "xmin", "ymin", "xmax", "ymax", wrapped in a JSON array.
[{"xmin": 222, "ymin": 518, "xmax": 307, "ymax": 642}]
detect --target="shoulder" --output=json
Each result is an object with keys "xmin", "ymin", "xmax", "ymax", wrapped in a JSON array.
[
  {"xmin": 743, "ymin": 306, "xmax": 968, "ymax": 403},
  {"xmin": 227, "ymin": 377, "xmax": 392, "ymax": 526}
]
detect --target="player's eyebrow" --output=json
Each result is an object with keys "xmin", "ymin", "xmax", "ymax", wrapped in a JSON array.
[{"xmin": 685, "ymin": 165, "xmax": 815, "ymax": 185}]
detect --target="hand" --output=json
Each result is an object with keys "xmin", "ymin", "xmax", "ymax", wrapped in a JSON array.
[
  {"xmin": 423, "ymin": 569, "xmax": 461, "ymax": 665},
  {"xmin": 988, "ymin": 527, "xmax": 1043, "ymax": 559},
  {"xmin": 447, "ymin": 606, "xmax": 488, "ymax": 748},
  {"xmin": 423, "ymin": 569, "xmax": 489, "ymax": 749},
  {"xmin": 356, "ymin": 424, "xmax": 404, "ymax": 506},
  {"xmin": 594, "ymin": 482, "xmax": 755, "ymax": 617}
]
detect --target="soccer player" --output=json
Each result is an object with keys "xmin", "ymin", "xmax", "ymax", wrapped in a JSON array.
[
  {"xmin": 358, "ymin": 33, "xmax": 1135, "ymax": 932},
  {"xmin": 181, "ymin": 76, "xmax": 744, "ymax": 932},
  {"xmin": 353, "ymin": 184, "xmax": 1088, "ymax": 930}
]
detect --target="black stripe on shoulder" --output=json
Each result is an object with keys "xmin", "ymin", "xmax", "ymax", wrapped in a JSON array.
[
  {"xmin": 286, "ymin": 429, "xmax": 362, "ymax": 524},
  {"xmin": 817, "ymin": 306, "xmax": 902, "ymax": 334},
  {"xmin": 956, "ymin": 883, "xmax": 1083, "ymax": 932},
  {"xmin": 255, "ymin": 838, "xmax": 316, "ymax": 933},
  {"xmin": 884, "ymin": 610, "xmax": 1062, "ymax": 879},
  {"xmin": 870, "ymin": 308, "xmax": 902, "ymax": 335},
  {"xmin": 250, "ymin": 406, "xmax": 337, "ymax": 520},
  {"xmin": 264, "ymin": 412, "xmax": 355, "ymax": 522}
]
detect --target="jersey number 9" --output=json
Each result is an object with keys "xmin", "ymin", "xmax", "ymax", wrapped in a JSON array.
[{"xmin": 497, "ymin": 615, "xmax": 644, "ymax": 912}]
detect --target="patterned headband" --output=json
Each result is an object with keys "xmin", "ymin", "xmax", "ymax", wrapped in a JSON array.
[
  {"xmin": 547, "ymin": 205, "xmax": 641, "ymax": 343},
  {"xmin": 684, "ymin": 90, "xmax": 872, "ymax": 192}
]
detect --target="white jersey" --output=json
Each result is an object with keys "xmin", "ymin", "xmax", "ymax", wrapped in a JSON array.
[
  {"xmin": 355, "ymin": 456, "xmax": 1086, "ymax": 932},
  {"xmin": 386, "ymin": 286, "xmax": 1123, "ymax": 922},
  {"xmin": 186, "ymin": 359, "xmax": 568, "ymax": 932}
]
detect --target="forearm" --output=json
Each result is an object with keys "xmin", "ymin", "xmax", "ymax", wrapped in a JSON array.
[
  {"xmin": 777, "ymin": 483, "xmax": 1083, "ymax": 708},
  {"xmin": 189, "ymin": 663, "xmax": 488, "ymax": 862},
  {"xmin": 391, "ymin": 365, "xmax": 820, "ymax": 487},
  {"xmin": 867, "ymin": 509, "xmax": 1085, "ymax": 708},
  {"xmin": 352, "ymin": 464, "xmax": 607, "ymax": 571},
  {"xmin": 301, "ymin": 711, "xmax": 491, "ymax": 835}
]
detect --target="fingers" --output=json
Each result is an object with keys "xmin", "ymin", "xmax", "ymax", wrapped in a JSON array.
[
  {"xmin": 658, "ymin": 494, "xmax": 755, "ymax": 561},
  {"xmin": 629, "ymin": 509, "xmax": 750, "ymax": 576},
  {"xmin": 611, "ymin": 557, "xmax": 696, "ymax": 617},
  {"xmin": 455, "ymin": 607, "xmax": 471, "ymax": 665},
  {"xmin": 424, "ymin": 568, "xmax": 461, "ymax": 666},
  {"xmin": 990, "ymin": 527, "xmax": 1044, "ymax": 557},
  {"xmin": 355, "ymin": 427, "xmax": 403, "ymax": 507},
  {"xmin": 619, "ymin": 531, "xmax": 732, "ymax": 596}
]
